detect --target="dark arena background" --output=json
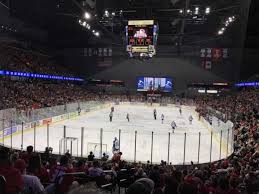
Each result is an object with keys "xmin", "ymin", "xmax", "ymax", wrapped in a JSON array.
[{"xmin": 0, "ymin": 0, "xmax": 258, "ymax": 194}]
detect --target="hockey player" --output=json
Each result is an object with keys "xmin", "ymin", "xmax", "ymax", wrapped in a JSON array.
[
  {"xmin": 126, "ymin": 113, "xmax": 130, "ymax": 122},
  {"xmin": 189, "ymin": 115, "xmax": 193, "ymax": 125},
  {"xmin": 112, "ymin": 137, "xmax": 120, "ymax": 154},
  {"xmin": 179, "ymin": 108, "xmax": 182, "ymax": 115},
  {"xmin": 77, "ymin": 106, "xmax": 81, "ymax": 116},
  {"xmin": 171, "ymin": 121, "xmax": 177, "ymax": 133},
  {"xmin": 161, "ymin": 114, "xmax": 164, "ymax": 124},
  {"xmin": 109, "ymin": 111, "xmax": 113, "ymax": 122},
  {"xmin": 153, "ymin": 109, "xmax": 157, "ymax": 120}
]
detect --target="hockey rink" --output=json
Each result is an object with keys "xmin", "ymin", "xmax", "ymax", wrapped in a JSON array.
[{"xmin": 4, "ymin": 103, "xmax": 228, "ymax": 164}]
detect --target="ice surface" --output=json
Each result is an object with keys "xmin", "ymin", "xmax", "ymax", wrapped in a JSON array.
[{"xmin": 7, "ymin": 104, "xmax": 224, "ymax": 164}]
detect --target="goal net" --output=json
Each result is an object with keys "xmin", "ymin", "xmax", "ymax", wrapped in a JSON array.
[
  {"xmin": 87, "ymin": 142, "xmax": 108, "ymax": 158},
  {"xmin": 59, "ymin": 137, "xmax": 79, "ymax": 156}
]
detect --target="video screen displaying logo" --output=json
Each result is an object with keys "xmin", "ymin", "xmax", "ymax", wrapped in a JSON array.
[
  {"xmin": 137, "ymin": 77, "xmax": 173, "ymax": 92},
  {"xmin": 127, "ymin": 25, "xmax": 153, "ymax": 46},
  {"xmin": 134, "ymin": 29, "xmax": 147, "ymax": 38}
]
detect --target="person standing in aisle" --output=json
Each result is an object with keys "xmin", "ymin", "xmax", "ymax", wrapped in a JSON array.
[{"xmin": 126, "ymin": 113, "xmax": 130, "ymax": 122}]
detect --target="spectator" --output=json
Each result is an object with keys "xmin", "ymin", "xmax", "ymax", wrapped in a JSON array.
[
  {"xmin": 74, "ymin": 159, "xmax": 88, "ymax": 174},
  {"xmin": 164, "ymin": 176, "xmax": 179, "ymax": 194},
  {"xmin": 0, "ymin": 148, "xmax": 24, "ymax": 194},
  {"xmin": 87, "ymin": 151, "xmax": 95, "ymax": 161},
  {"xmin": 47, "ymin": 155, "xmax": 74, "ymax": 194},
  {"xmin": 228, "ymin": 176, "xmax": 241, "ymax": 194},
  {"xmin": 88, "ymin": 161, "xmax": 104, "ymax": 177},
  {"xmin": 41, "ymin": 147, "xmax": 53, "ymax": 164},
  {"xmin": 112, "ymin": 152, "xmax": 122, "ymax": 163},
  {"xmin": 101, "ymin": 153, "xmax": 109, "ymax": 161},
  {"xmin": 14, "ymin": 159, "xmax": 45, "ymax": 194},
  {"xmin": 21, "ymin": 146, "xmax": 33, "ymax": 164},
  {"xmin": 127, "ymin": 178, "xmax": 154, "ymax": 194},
  {"xmin": 149, "ymin": 165, "xmax": 161, "ymax": 188},
  {"xmin": 134, "ymin": 168, "xmax": 148, "ymax": 180},
  {"xmin": 27, "ymin": 154, "xmax": 49, "ymax": 184}
]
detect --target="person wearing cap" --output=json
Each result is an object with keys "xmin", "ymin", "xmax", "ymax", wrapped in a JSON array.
[{"xmin": 14, "ymin": 159, "xmax": 46, "ymax": 194}]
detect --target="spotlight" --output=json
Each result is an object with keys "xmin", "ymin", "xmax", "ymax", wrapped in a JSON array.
[
  {"xmin": 205, "ymin": 7, "xmax": 210, "ymax": 14},
  {"xmin": 104, "ymin": 10, "xmax": 109, "ymax": 17},
  {"xmin": 92, "ymin": 30, "xmax": 95, "ymax": 33},
  {"xmin": 78, "ymin": 19, "xmax": 82, "ymax": 24},
  {"xmin": 221, "ymin": 27, "xmax": 225, "ymax": 31},
  {"xmin": 112, "ymin": 12, "xmax": 115, "ymax": 16},
  {"xmin": 218, "ymin": 30, "xmax": 223, "ymax": 35},
  {"xmin": 84, "ymin": 12, "xmax": 91, "ymax": 19},
  {"xmin": 228, "ymin": 17, "xmax": 233, "ymax": 22},
  {"xmin": 94, "ymin": 31, "xmax": 100, "ymax": 37},
  {"xmin": 82, "ymin": 21, "xmax": 86, "ymax": 26},
  {"xmin": 86, "ymin": 24, "xmax": 91, "ymax": 30},
  {"xmin": 194, "ymin": 7, "xmax": 199, "ymax": 15},
  {"xmin": 187, "ymin": 9, "xmax": 191, "ymax": 14},
  {"xmin": 179, "ymin": 9, "xmax": 183, "ymax": 14}
]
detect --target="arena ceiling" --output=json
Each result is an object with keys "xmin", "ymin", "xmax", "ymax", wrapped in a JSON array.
[{"xmin": 1, "ymin": 0, "xmax": 254, "ymax": 48}]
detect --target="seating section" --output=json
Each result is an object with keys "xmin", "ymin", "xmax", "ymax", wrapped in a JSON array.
[{"xmin": 0, "ymin": 45, "xmax": 72, "ymax": 76}]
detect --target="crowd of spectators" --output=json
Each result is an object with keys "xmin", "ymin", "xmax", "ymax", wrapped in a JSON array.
[
  {"xmin": 0, "ymin": 79, "xmax": 94, "ymax": 110},
  {"xmin": 0, "ymin": 78, "xmax": 148, "ymax": 111},
  {"xmin": 0, "ymin": 45, "xmax": 72, "ymax": 76}
]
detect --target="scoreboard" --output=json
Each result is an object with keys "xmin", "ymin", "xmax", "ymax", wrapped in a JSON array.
[{"xmin": 126, "ymin": 20, "xmax": 158, "ymax": 58}]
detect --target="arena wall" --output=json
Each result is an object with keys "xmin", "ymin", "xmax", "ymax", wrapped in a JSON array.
[{"xmin": 64, "ymin": 45, "xmax": 241, "ymax": 93}]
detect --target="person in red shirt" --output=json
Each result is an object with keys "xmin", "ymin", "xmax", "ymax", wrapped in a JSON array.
[
  {"xmin": 112, "ymin": 152, "xmax": 122, "ymax": 163},
  {"xmin": 0, "ymin": 148, "xmax": 24, "ymax": 194}
]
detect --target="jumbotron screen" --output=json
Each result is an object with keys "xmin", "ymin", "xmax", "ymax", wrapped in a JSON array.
[
  {"xmin": 137, "ymin": 77, "xmax": 173, "ymax": 92},
  {"xmin": 126, "ymin": 20, "xmax": 158, "ymax": 56},
  {"xmin": 127, "ymin": 24, "xmax": 153, "ymax": 46}
]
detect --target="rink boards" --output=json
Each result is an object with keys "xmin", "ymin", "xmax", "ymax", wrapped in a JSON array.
[{"xmin": 0, "ymin": 102, "xmax": 233, "ymax": 164}]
